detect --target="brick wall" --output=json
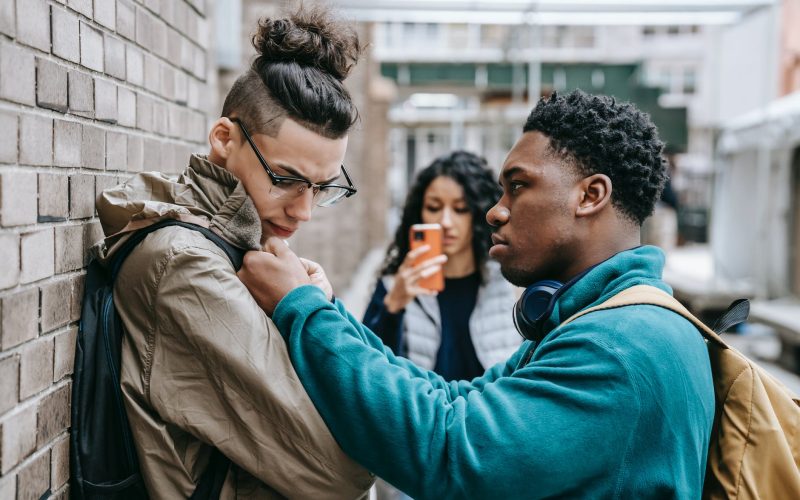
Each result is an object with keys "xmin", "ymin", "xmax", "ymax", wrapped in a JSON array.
[{"xmin": 0, "ymin": 0, "xmax": 215, "ymax": 497}]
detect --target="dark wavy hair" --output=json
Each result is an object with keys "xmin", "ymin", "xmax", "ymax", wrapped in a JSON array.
[
  {"xmin": 221, "ymin": 4, "xmax": 361, "ymax": 139},
  {"xmin": 524, "ymin": 90, "xmax": 666, "ymax": 225},
  {"xmin": 381, "ymin": 151, "xmax": 502, "ymax": 284}
]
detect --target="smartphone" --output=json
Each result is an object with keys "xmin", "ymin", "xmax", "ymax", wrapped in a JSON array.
[{"xmin": 409, "ymin": 223, "xmax": 444, "ymax": 292}]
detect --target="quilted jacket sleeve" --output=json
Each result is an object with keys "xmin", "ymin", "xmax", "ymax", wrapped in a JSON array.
[{"xmin": 145, "ymin": 238, "xmax": 373, "ymax": 498}]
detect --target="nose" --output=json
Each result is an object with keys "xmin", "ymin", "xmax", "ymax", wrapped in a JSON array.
[
  {"xmin": 439, "ymin": 207, "xmax": 454, "ymax": 229},
  {"xmin": 285, "ymin": 189, "xmax": 314, "ymax": 222},
  {"xmin": 486, "ymin": 201, "xmax": 509, "ymax": 227}
]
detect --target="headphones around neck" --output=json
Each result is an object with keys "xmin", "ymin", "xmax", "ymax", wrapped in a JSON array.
[{"xmin": 513, "ymin": 280, "xmax": 564, "ymax": 342}]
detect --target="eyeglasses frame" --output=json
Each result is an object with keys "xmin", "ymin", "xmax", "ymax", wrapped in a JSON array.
[{"xmin": 230, "ymin": 117, "xmax": 357, "ymax": 205}]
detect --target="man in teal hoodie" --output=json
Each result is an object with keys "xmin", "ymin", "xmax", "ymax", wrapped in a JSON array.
[{"xmin": 239, "ymin": 90, "xmax": 715, "ymax": 499}]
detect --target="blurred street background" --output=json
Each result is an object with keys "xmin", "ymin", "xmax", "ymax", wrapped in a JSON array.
[{"xmin": 1, "ymin": 1, "xmax": 800, "ymax": 497}]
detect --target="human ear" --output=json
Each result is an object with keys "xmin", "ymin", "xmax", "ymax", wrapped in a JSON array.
[
  {"xmin": 208, "ymin": 117, "xmax": 237, "ymax": 161},
  {"xmin": 575, "ymin": 174, "xmax": 612, "ymax": 218}
]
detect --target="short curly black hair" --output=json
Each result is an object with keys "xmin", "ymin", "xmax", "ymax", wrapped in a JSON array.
[
  {"xmin": 381, "ymin": 151, "xmax": 502, "ymax": 284},
  {"xmin": 523, "ymin": 90, "xmax": 667, "ymax": 225}
]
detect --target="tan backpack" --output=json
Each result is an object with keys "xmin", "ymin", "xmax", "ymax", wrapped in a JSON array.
[{"xmin": 562, "ymin": 285, "xmax": 800, "ymax": 499}]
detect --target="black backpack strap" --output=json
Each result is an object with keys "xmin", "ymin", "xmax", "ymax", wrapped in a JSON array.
[
  {"xmin": 190, "ymin": 448, "xmax": 231, "ymax": 500},
  {"xmin": 711, "ymin": 299, "xmax": 750, "ymax": 334},
  {"xmin": 110, "ymin": 219, "xmax": 245, "ymax": 279},
  {"xmin": 111, "ymin": 219, "xmax": 240, "ymax": 499}
]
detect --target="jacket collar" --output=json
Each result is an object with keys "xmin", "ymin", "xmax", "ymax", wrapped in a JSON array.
[
  {"xmin": 538, "ymin": 246, "xmax": 671, "ymax": 340},
  {"xmin": 181, "ymin": 155, "xmax": 262, "ymax": 251},
  {"xmin": 94, "ymin": 154, "xmax": 262, "ymax": 262}
]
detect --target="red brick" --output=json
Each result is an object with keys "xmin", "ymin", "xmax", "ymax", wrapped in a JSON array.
[
  {"xmin": 0, "ymin": 405, "xmax": 36, "ymax": 474},
  {"xmin": 55, "ymin": 224, "xmax": 84, "ymax": 274},
  {"xmin": 70, "ymin": 274, "xmax": 85, "ymax": 322},
  {"xmin": 0, "ymin": 473, "xmax": 15, "ymax": 499},
  {"xmin": 20, "ymin": 229, "xmax": 55, "ymax": 284},
  {"xmin": 16, "ymin": 449, "xmax": 50, "ymax": 500},
  {"xmin": 50, "ymin": 435, "xmax": 69, "ymax": 489},
  {"xmin": 0, "ymin": 233, "xmax": 20, "ymax": 290},
  {"xmin": 0, "ymin": 171, "xmax": 38, "ymax": 227},
  {"xmin": 39, "ymin": 173, "xmax": 70, "ymax": 222},
  {"xmin": 37, "ymin": 383, "xmax": 70, "ymax": 447},
  {"xmin": 0, "ymin": 354, "xmax": 19, "ymax": 414},
  {"xmin": 19, "ymin": 337, "xmax": 54, "ymax": 400},
  {"xmin": 69, "ymin": 174, "xmax": 95, "ymax": 219},
  {"xmin": 41, "ymin": 278, "xmax": 73, "ymax": 332},
  {"xmin": 0, "ymin": 289, "xmax": 39, "ymax": 350},
  {"xmin": 83, "ymin": 221, "xmax": 104, "ymax": 265},
  {"xmin": 53, "ymin": 327, "xmax": 77, "ymax": 382}
]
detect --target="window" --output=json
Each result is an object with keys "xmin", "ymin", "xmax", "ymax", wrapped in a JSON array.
[
  {"xmin": 448, "ymin": 24, "xmax": 470, "ymax": 49},
  {"xmin": 553, "ymin": 68, "xmax": 567, "ymax": 91},
  {"xmin": 480, "ymin": 25, "xmax": 507, "ymax": 49},
  {"xmin": 591, "ymin": 69, "xmax": 605, "ymax": 89},
  {"xmin": 683, "ymin": 67, "xmax": 697, "ymax": 94},
  {"xmin": 647, "ymin": 65, "xmax": 698, "ymax": 96}
]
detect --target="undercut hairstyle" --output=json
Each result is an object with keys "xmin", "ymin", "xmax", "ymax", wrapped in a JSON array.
[
  {"xmin": 381, "ymin": 151, "xmax": 502, "ymax": 284},
  {"xmin": 220, "ymin": 3, "xmax": 361, "ymax": 139},
  {"xmin": 523, "ymin": 90, "xmax": 667, "ymax": 225}
]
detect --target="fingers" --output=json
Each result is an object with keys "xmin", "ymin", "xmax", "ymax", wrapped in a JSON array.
[
  {"xmin": 405, "ymin": 244, "xmax": 431, "ymax": 261},
  {"xmin": 241, "ymin": 249, "xmax": 273, "ymax": 270},
  {"xmin": 397, "ymin": 254, "xmax": 446, "ymax": 295},
  {"xmin": 407, "ymin": 254, "xmax": 447, "ymax": 277},
  {"xmin": 299, "ymin": 257, "xmax": 323, "ymax": 276},
  {"xmin": 263, "ymin": 236, "xmax": 291, "ymax": 257},
  {"xmin": 419, "ymin": 265, "xmax": 441, "ymax": 278}
]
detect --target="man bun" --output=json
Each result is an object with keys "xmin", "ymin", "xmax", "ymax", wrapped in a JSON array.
[
  {"xmin": 221, "ymin": 3, "xmax": 361, "ymax": 140},
  {"xmin": 252, "ymin": 5, "xmax": 361, "ymax": 82}
]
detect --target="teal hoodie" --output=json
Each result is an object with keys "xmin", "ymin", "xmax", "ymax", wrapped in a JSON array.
[{"xmin": 273, "ymin": 246, "xmax": 714, "ymax": 499}]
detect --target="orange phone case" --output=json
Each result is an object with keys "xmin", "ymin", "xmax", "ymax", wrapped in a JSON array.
[{"xmin": 409, "ymin": 223, "xmax": 444, "ymax": 292}]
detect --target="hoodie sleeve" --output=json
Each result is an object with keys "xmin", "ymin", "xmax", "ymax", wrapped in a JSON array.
[
  {"xmin": 274, "ymin": 285, "xmax": 640, "ymax": 500},
  {"xmin": 332, "ymin": 294, "xmax": 522, "ymax": 399}
]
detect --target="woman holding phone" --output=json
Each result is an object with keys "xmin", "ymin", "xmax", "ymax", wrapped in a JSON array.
[{"xmin": 363, "ymin": 151, "xmax": 521, "ymax": 382}]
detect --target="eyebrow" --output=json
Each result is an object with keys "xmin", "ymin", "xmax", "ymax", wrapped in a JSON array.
[
  {"xmin": 424, "ymin": 196, "xmax": 467, "ymax": 204},
  {"xmin": 499, "ymin": 166, "xmax": 525, "ymax": 185},
  {"xmin": 272, "ymin": 162, "xmax": 341, "ymax": 185}
]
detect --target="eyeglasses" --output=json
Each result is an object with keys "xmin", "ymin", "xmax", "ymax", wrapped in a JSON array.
[{"xmin": 231, "ymin": 117, "xmax": 357, "ymax": 207}]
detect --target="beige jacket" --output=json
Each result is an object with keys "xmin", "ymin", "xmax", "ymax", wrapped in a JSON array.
[{"xmin": 93, "ymin": 155, "xmax": 374, "ymax": 499}]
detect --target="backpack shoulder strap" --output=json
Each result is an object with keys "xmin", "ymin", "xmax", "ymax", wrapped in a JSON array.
[
  {"xmin": 561, "ymin": 284, "xmax": 728, "ymax": 349},
  {"xmin": 110, "ymin": 219, "xmax": 245, "ymax": 279},
  {"xmin": 108, "ymin": 218, "xmax": 237, "ymax": 499}
]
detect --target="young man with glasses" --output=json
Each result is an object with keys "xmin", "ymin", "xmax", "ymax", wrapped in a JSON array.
[{"xmin": 90, "ymin": 7, "xmax": 374, "ymax": 499}]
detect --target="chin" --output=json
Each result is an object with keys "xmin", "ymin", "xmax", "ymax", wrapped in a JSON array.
[{"xmin": 499, "ymin": 265, "xmax": 538, "ymax": 288}]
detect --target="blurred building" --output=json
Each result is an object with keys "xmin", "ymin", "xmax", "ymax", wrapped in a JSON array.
[
  {"xmin": 711, "ymin": 0, "xmax": 798, "ymax": 299},
  {"xmin": 707, "ymin": 0, "xmax": 800, "ymax": 369},
  {"xmin": 339, "ymin": 0, "xmax": 777, "ymax": 246},
  {"xmin": 214, "ymin": 0, "xmax": 395, "ymax": 294}
]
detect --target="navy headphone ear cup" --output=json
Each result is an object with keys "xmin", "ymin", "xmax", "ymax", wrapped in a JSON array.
[{"xmin": 514, "ymin": 280, "xmax": 564, "ymax": 341}]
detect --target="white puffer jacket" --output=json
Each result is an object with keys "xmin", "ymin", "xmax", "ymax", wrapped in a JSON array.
[{"xmin": 382, "ymin": 260, "xmax": 522, "ymax": 371}]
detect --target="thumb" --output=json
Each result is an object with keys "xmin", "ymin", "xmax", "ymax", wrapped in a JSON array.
[
  {"xmin": 263, "ymin": 236, "xmax": 290, "ymax": 257},
  {"xmin": 299, "ymin": 257, "xmax": 321, "ymax": 274}
]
